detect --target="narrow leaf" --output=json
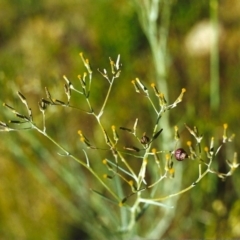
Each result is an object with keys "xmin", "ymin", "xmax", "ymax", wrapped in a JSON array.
[
  {"xmin": 152, "ymin": 129, "xmax": 163, "ymax": 140},
  {"xmin": 9, "ymin": 120, "xmax": 22, "ymax": 124},
  {"xmin": 54, "ymin": 99, "xmax": 65, "ymax": 105},
  {"xmin": 3, "ymin": 103, "xmax": 15, "ymax": 111},
  {"xmin": 45, "ymin": 87, "xmax": 54, "ymax": 102},
  {"xmin": 124, "ymin": 146, "xmax": 140, "ymax": 152},
  {"xmin": 119, "ymin": 127, "xmax": 132, "ymax": 133},
  {"xmin": 16, "ymin": 113, "xmax": 29, "ymax": 121},
  {"xmin": 136, "ymin": 78, "xmax": 148, "ymax": 92},
  {"xmin": 0, "ymin": 121, "xmax": 8, "ymax": 127},
  {"xmin": 90, "ymin": 189, "xmax": 118, "ymax": 204},
  {"xmin": 17, "ymin": 91, "xmax": 27, "ymax": 105}
]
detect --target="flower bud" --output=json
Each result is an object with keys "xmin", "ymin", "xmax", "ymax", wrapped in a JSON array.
[{"xmin": 175, "ymin": 148, "xmax": 188, "ymax": 161}]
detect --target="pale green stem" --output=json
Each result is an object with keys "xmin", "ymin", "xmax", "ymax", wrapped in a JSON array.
[
  {"xmin": 97, "ymin": 77, "xmax": 115, "ymax": 118},
  {"xmin": 132, "ymin": 1, "xmax": 182, "ymax": 238},
  {"xmin": 143, "ymin": 156, "xmax": 213, "ymax": 202},
  {"xmin": 210, "ymin": 0, "xmax": 220, "ymax": 111},
  {"xmin": 134, "ymin": 0, "xmax": 173, "ymax": 147},
  {"xmin": 31, "ymin": 123, "xmax": 120, "ymax": 202}
]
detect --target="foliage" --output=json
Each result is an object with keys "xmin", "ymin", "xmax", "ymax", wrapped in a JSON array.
[
  {"xmin": 1, "ymin": 53, "xmax": 238, "ymax": 239},
  {"xmin": 1, "ymin": 0, "xmax": 240, "ymax": 239}
]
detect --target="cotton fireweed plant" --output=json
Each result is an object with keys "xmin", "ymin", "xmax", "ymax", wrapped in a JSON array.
[{"xmin": 0, "ymin": 53, "xmax": 239, "ymax": 234}]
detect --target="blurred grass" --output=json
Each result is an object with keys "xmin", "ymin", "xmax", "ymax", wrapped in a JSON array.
[
  {"xmin": 0, "ymin": 0, "xmax": 240, "ymax": 239},
  {"xmin": 0, "ymin": 135, "xmax": 69, "ymax": 240}
]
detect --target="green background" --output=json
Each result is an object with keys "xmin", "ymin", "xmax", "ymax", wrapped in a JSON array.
[{"xmin": 0, "ymin": 0, "xmax": 240, "ymax": 239}]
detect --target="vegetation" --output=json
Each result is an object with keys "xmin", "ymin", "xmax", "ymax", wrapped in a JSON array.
[
  {"xmin": 1, "ymin": 52, "xmax": 239, "ymax": 239},
  {"xmin": 0, "ymin": 0, "xmax": 240, "ymax": 239}
]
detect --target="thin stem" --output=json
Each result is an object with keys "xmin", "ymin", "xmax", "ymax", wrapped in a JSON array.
[
  {"xmin": 31, "ymin": 123, "xmax": 120, "ymax": 202},
  {"xmin": 146, "ymin": 94, "xmax": 159, "ymax": 114},
  {"xmin": 97, "ymin": 77, "xmax": 115, "ymax": 119},
  {"xmin": 95, "ymin": 113, "xmax": 138, "ymax": 181},
  {"xmin": 210, "ymin": 0, "xmax": 220, "ymax": 111},
  {"xmin": 145, "ymin": 156, "xmax": 214, "ymax": 202}
]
